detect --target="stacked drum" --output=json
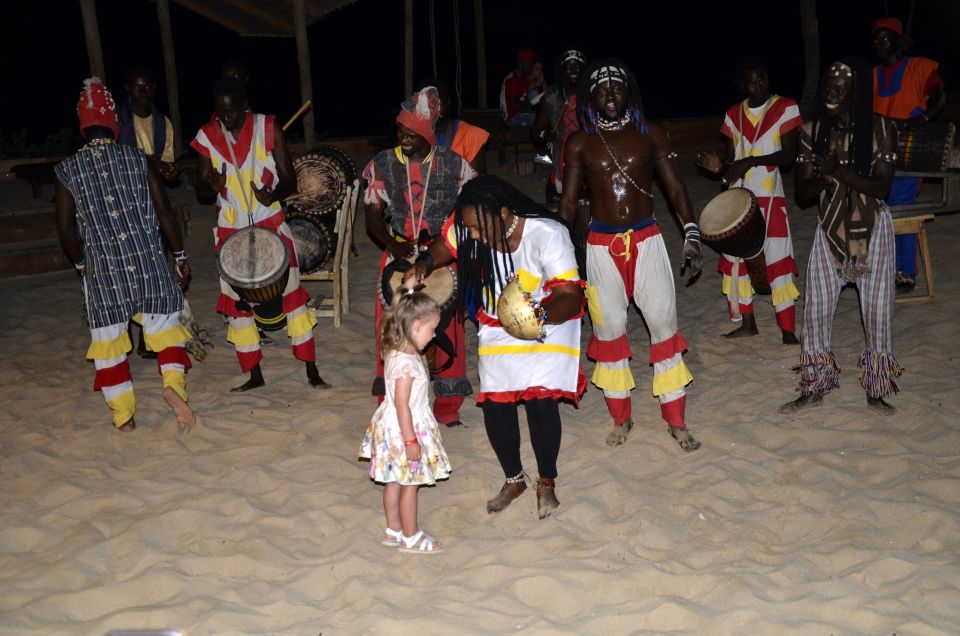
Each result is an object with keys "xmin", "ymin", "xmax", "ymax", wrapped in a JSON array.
[{"xmin": 252, "ymin": 145, "xmax": 357, "ymax": 333}]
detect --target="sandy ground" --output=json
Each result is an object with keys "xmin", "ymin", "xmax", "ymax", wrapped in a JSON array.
[{"xmin": 1, "ymin": 154, "xmax": 958, "ymax": 635}]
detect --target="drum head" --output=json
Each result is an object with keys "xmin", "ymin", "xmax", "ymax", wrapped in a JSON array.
[
  {"xmin": 286, "ymin": 145, "xmax": 357, "ymax": 217},
  {"xmin": 217, "ymin": 227, "xmax": 289, "ymax": 289},
  {"xmin": 699, "ymin": 188, "xmax": 754, "ymax": 236},
  {"xmin": 286, "ymin": 214, "xmax": 332, "ymax": 274}
]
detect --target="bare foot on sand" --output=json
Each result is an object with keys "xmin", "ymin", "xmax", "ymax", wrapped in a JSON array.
[
  {"xmin": 722, "ymin": 314, "xmax": 758, "ymax": 339},
  {"xmin": 231, "ymin": 365, "xmax": 265, "ymax": 393},
  {"xmin": 487, "ymin": 478, "xmax": 527, "ymax": 513},
  {"xmin": 306, "ymin": 361, "xmax": 330, "ymax": 389},
  {"xmin": 782, "ymin": 330, "xmax": 800, "ymax": 345},
  {"xmin": 867, "ymin": 396, "xmax": 896, "ymax": 415},
  {"xmin": 669, "ymin": 425, "xmax": 702, "ymax": 452},
  {"xmin": 778, "ymin": 394, "xmax": 824, "ymax": 413},
  {"xmin": 164, "ymin": 387, "xmax": 196, "ymax": 432},
  {"xmin": 535, "ymin": 478, "xmax": 559, "ymax": 519},
  {"xmin": 117, "ymin": 419, "xmax": 136, "ymax": 432},
  {"xmin": 606, "ymin": 419, "xmax": 633, "ymax": 447}
]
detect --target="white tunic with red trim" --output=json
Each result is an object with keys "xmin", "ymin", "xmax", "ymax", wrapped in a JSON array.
[
  {"xmin": 443, "ymin": 216, "xmax": 585, "ymax": 403},
  {"xmin": 718, "ymin": 96, "xmax": 802, "ymax": 307},
  {"xmin": 192, "ymin": 113, "xmax": 311, "ymax": 318}
]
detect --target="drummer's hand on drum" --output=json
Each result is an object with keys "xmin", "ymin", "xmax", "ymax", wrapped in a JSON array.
[
  {"xmin": 387, "ymin": 240, "xmax": 417, "ymax": 261},
  {"xmin": 251, "ymin": 181, "xmax": 275, "ymax": 206},
  {"xmin": 681, "ymin": 239, "xmax": 703, "ymax": 281},
  {"xmin": 696, "ymin": 149, "xmax": 724, "ymax": 174},
  {"xmin": 402, "ymin": 260, "xmax": 429, "ymax": 289},
  {"xmin": 208, "ymin": 163, "xmax": 227, "ymax": 193}
]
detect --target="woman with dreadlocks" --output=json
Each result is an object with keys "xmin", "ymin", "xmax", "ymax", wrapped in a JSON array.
[
  {"xmin": 560, "ymin": 59, "xmax": 703, "ymax": 452},
  {"xmin": 407, "ymin": 175, "xmax": 585, "ymax": 519},
  {"xmin": 780, "ymin": 58, "xmax": 901, "ymax": 415}
]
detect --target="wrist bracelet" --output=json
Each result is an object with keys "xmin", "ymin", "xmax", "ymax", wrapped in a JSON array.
[
  {"xmin": 74, "ymin": 261, "xmax": 86, "ymax": 271},
  {"xmin": 173, "ymin": 250, "xmax": 187, "ymax": 261},
  {"xmin": 683, "ymin": 222, "xmax": 701, "ymax": 243},
  {"xmin": 415, "ymin": 251, "xmax": 434, "ymax": 272},
  {"xmin": 404, "ymin": 438, "xmax": 419, "ymax": 446}
]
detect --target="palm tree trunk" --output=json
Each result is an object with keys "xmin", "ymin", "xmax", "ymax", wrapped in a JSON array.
[{"xmin": 799, "ymin": 0, "xmax": 820, "ymax": 121}]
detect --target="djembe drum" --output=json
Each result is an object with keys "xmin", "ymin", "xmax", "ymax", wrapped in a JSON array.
[
  {"xmin": 699, "ymin": 188, "xmax": 770, "ymax": 294},
  {"xmin": 217, "ymin": 227, "xmax": 290, "ymax": 304}
]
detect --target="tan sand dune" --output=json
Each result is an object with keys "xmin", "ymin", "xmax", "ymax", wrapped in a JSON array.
[{"xmin": 0, "ymin": 159, "xmax": 958, "ymax": 635}]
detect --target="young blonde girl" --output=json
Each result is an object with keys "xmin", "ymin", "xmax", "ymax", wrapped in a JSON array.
[{"xmin": 359, "ymin": 289, "xmax": 451, "ymax": 553}]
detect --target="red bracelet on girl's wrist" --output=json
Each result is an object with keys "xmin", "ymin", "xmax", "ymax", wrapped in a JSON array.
[{"xmin": 404, "ymin": 438, "xmax": 418, "ymax": 446}]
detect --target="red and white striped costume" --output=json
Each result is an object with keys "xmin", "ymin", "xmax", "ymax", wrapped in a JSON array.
[
  {"xmin": 191, "ymin": 113, "xmax": 316, "ymax": 372},
  {"xmin": 719, "ymin": 96, "xmax": 802, "ymax": 330},
  {"xmin": 90, "ymin": 314, "xmax": 192, "ymax": 427},
  {"xmin": 585, "ymin": 221, "xmax": 693, "ymax": 428}
]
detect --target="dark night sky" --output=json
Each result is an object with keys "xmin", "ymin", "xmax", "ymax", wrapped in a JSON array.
[{"xmin": 2, "ymin": 0, "xmax": 958, "ymax": 151}]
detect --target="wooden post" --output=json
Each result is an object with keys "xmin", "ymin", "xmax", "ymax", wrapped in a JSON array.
[
  {"xmin": 473, "ymin": 0, "xmax": 487, "ymax": 108},
  {"xmin": 79, "ymin": 0, "xmax": 106, "ymax": 80},
  {"xmin": 156, "ymin": 0, "xmax": 183, "ymax": 157},
  {"xmin": 293, "ymin": 0, "xmax": 316, "ymax": 148},
  {"xmin": 404, "ymin": 0, "xmax": 414, "ymax": 98}
]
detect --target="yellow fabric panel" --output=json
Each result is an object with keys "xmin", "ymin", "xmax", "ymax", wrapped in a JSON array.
[
  {"xmin": 144, "ymin": 323, "xmax": 192, "ymax": 352},
  {"xmin": 107, "ymin": 390, "xmax": 136, "ymax": 427},
  {"xmin": 592, "ymin": 364, "xmax": 636, "ymax": 392},
  {"xmin": 584, "ymin": 284, "xmax": 603, "ymax": 327},
  {"xmin": 516, "ymin": 268, "xmax": 542, "ymax": 293},
  {"xmin": 131, "ymin": 313, "xmax": 144, "ymax": 325},
  {"xmin": 478, "ymin": 343, "xmax": 580, "ymax": 357},
  {"xmin": 721, "ymin": 275, "xmax": 755, "ymax": 300},
  {"xmin": 772, "ymin": 280, "xmax": 800, "ymax": 306},
  {"xmin": 255, "ymin": 143, "xmax": 269, "ymax": 168},
  {"xmin": 227, "ymin": 323, "xmax": 261, "ymax": 346},
  {"xmin": 222, "ymin": 206, "xmax": 237, "ymax": 226},
  {"xmin": 286, "ymin": 309, "xmax": 317, "ymax": 338},
  {"xmin": 552, "ymin": 267, "xmax": 579, "ymax": 281},
  {"xmin": 87, "ymin": 332, "xmax": 133, "ymax": 360},
  {"xmin": 161, "ymin": 370, "xmax": 188, "ymax": 401},
  {"xmin": 226, "ymin": 169, "xmax": 253, "ymax": 211},
  {"xmin": 760, "ymin": 175, "xmax": 776, "ymax": 194},
  {"xmin": 652, "ymin": 361, "xmax": 694, "ymax": 396}
]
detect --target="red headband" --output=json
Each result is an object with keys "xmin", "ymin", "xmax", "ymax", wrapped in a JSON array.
[{"xmin": 396, "ymin": 87, "xmax": 440, "ymax": 146}]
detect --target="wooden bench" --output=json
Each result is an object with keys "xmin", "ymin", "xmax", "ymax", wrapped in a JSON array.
[
  {"xmin": 888, "ymin": 168, "xmax": 960, "ymax": 304},
  {"xmin": 10, "ymin": 160, "xmax": 60, "ymax": 198},
  {"xmin": 461, "ymin": 107, "xmax": 535, "ymax": 166}
]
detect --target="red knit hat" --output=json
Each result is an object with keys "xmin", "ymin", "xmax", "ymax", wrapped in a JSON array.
[
  {"xmin": 518, "ymin": 48, "xmax": 536, "ymax": 64},
  {"xmin": 77, "ymin": 77, "xmax": 119, "ymax": 139},
  {"xmin": 872, "ymin": 17, "xmax": 913, "ymax": 50},
  {"xmin": 396, "ymin": 86, "xmax": 440, "ymax": 146}
]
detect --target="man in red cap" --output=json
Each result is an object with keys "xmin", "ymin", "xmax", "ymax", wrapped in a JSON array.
[
  {"xmin": 500, "ymin": 48, "xmax": 539, "ymax": 127},
  {"xmin": 872, "ymin": 17, "xmax": 946, "ymax": 292},
  {"xmin": 55, "ymin": 78, "xmax": 195, "ymax": 434},
  {"xmin": 364, "ymin": 87, "xmax": 477, "ymax": 426}
]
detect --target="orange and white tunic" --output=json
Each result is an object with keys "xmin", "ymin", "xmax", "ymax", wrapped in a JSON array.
[
  {"xmin": 443, "ymin": 215, "xmax": 585, "ymax": 403},
  {"xmin": 719, "ymin": 95, "xmax": 802, "ymax": 329}
]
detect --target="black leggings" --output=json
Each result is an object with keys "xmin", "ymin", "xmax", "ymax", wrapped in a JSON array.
[{"xmin": 482, "ymin": 398, "xmax": 562, "ymax": 480}]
